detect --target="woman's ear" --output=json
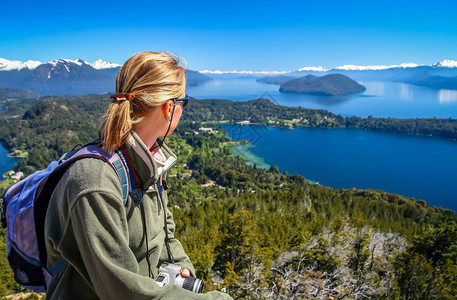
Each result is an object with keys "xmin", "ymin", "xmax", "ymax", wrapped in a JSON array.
[{"xmin": 161, "ymin": 100, "xmax": 173, "ymax": 119}]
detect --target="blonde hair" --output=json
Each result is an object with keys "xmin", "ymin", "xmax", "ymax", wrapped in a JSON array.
[{"xmin": 99, "ymin": 51, "xmax": 186, "ymax": 153}]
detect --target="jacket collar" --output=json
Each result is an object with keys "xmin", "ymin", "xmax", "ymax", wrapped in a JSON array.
[{"xmin": 122, "ymin": 130, "xmax": 177, "ymax": 189}]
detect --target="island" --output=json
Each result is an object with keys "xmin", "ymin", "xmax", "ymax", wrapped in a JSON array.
[{"xmin": 279, "ymin": 73, "xmax": 366, "ymax": 96}]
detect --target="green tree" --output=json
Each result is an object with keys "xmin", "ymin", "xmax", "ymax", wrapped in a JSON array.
[{"xmin": 214, "ymin": 210, "xmax": 261, "ymax": 277}]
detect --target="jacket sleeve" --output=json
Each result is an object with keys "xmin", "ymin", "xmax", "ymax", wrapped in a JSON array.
[{"xmin": 60, "ymin": 190, "xmax": 232, "ymax": 300}]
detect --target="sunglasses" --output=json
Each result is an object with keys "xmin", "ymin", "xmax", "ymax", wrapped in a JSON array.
[{"xmin": 171, "ymin": 94, "xmax": 189, "ymax": 108}]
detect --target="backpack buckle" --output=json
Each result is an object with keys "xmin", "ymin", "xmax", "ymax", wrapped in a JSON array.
[
  {"xmin": 162, "ymin": 179, "xmax": 170, "ymax": 190},
  {"xmin": 130, "ymin": 185, "xmax": 144, "ymax": 203}
]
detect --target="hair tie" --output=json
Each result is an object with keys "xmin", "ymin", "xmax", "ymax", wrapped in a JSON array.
[{"xmin": 110, "ymin": 93, "xmax": 135, "ymax": 102}]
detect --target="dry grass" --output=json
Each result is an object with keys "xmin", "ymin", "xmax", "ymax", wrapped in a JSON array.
[{"xmin": 1, "ymin": 292, "xmax": 45, "ymax": 300}]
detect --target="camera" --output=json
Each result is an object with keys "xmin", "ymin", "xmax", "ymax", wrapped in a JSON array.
[{"xmin": 155, "ymin": 262, "xmax": 204, "ymax": 293}]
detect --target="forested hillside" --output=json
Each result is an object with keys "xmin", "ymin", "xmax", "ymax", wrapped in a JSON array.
[{"xmin": 1, "ymin": 96, "xmax": 457, "ymax": 299}]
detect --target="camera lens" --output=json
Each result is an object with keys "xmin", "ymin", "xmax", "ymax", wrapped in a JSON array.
[{"xmin": 182, "ymin": 277, "xmax": 204, "ymax": 293}]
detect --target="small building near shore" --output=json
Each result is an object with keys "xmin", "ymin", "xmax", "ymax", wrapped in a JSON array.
[
  {"xmin": 8, "ymin": 171, "xmax": 24, "ymax": 181},
  {"xmin": 198, "ymin": 127, "xmax": 218, "ymax": 133}
]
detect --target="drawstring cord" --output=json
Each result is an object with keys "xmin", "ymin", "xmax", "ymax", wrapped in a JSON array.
[
  {"xmin": 158, "ymin": 180, "xmax": 175, "ymax": 264},
  {"xmin": 140, "ymin": 184, "xmax": 175, "ymax": 279},
  {"xmin": 140, "ymin": 202, "xmax": 154, "ymax": 278}
]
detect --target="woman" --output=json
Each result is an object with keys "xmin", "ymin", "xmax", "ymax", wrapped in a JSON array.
[{"xmin": 44, "ymin": 51, "xmax": 232, "ymax": 299}]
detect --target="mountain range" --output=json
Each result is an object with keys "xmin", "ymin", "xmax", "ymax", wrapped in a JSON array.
[
  {"xmin": 204, "ymin": 60, "xmax": 457, "ymax": 90},
  {"xmin": 2, "ymin": 58, "xmax": 457, "ymax": 96},
  {"xmin": 0, "ymin": 58, "xmax": 212, "ymax": 96},
  {"xmin": 201, "ymin": 60, "xmax": 457, "ymax": 76},
  {"xmin": 306, "ymin": 60, "xmax": 457, "ymax": 90}
]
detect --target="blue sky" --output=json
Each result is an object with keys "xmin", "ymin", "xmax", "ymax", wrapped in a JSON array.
[{"xmin": 2, "ymin": 0, "xmax": 457, "ymax": 71}]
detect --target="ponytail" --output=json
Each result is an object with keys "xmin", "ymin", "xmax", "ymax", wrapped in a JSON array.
[{"xmin": 99, "ymin": 100, "xmax": 133, "ymax": 154}]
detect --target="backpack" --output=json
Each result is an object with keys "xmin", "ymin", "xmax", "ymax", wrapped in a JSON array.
[{"xmin": 0, "ymin": 144, "xmax": 132, "ymax": 292}]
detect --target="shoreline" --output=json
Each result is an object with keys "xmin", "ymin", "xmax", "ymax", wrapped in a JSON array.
[
  {"xmin": 204, "ymin": 117, "xmax": 457, "ymax": 142},
  {"xmin": 219, "ymin": 123, "xmax": 457, "ymax": 210},
  {"xmin": 230, "ymin": 144, "xmax": 270, "ymax": 170},
  {"xmin": 0, "ymin": 144, "xmax": 24, "ymax": 185},
  {"xmin": 228, "ymin": 143, "xmax": 320, "ymax": 185},
  {"xmin": 7, "ymin": 149, "xmax": 28, "ymax": 158}
]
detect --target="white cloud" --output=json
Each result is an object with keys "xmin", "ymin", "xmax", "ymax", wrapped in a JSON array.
[
  {"xmin": 199, "ymin": 70, "xmax": 291, "ymax": 75},
  {"xmin": 334, "ymin": 63, "xmax": 420, "ymax": 71},
  {"xmin": 297, "ymin": 66, "xmax": 328, "ymax": 72}
]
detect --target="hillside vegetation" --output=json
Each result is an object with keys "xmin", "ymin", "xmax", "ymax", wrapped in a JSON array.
[
  {"xmin": 183, "ymin": 98, "xmax": 457, "ymax": 140},
  {"xmin": 1, "ymin": 96, "xmax": 457, "ymax": 299},
  {"xmin": 0, "ymin": 86, "xmax": 40, "ymax": 100}
]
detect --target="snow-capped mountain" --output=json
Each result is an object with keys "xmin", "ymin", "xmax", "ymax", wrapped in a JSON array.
[
  {"xmin": 0, "ymin": 58, "xmax": 121, "ymax": 72},
  {"xmin": 200, "ymin": 60, "xmax": 457, "ymax": 77},
  {"xmin": 0, "ymin": 58, "xmax": 43, "ymax": 71},
  {"xmin": 333, "ymin": 62, "xmax": 420, "ymax": 71},
  {"xmin": 0, "ymin": 57, "xmax": 210, "ymax": 96},
  {"xmin": 0, "ymin": 58, "xmax": 120, "ymax": 96},
  {"xmin": 91, "ymin": 59, "xmax": 122, "ymax": 70},
  {"xmin": 48, "ymin": 58, "xmax": 87, "ymax": 67},
  {"xmin": 432, "ymin": 60, "xmax": 457, "ymax": 68},
  {"xmin": 295, "ymin": 60, "xmax": 456, "ymax": 73}
]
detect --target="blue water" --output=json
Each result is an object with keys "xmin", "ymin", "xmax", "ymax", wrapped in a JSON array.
[
  {"xmin": 0, "ymin": 144, "xmax": 20, "ymax": 178},
  {"xmin": 187, "ymin": 79, "xmax": 457, "ymax": 118},
  {"xmin": 190, "ymin": 78, "xmax": 457, "ymax": 211},
  {"xmin": 221, "ymin": 124, "xmax": 457, "ymax": 212},
  {"xmin": 3, "ymin": 78, "xmax": 457, "ymax": 211}
]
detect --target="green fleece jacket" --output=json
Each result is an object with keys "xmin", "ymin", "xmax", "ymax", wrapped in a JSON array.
[{"xmin": 44, "ymin": 131, "xmax": 232, "ymax": 299}]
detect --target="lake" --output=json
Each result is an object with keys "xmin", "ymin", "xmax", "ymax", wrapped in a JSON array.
[
  {"xmin": 2, "ymin": 78, "xmax": 457, "ymax": 211},
  {"xmin": 187, "ymin": 79, "xmax": 457, "ymax": 118},
  {"xmin": 0, "ymin": 144, "xmax": 20, "ymax": 178},
  {"xmin": 188, "ymin": 78, "xmax": 457, "ymax": 211},
  {"xmin": 221, "ymin": 124, "xmax": 457, "ymax": 212}
]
